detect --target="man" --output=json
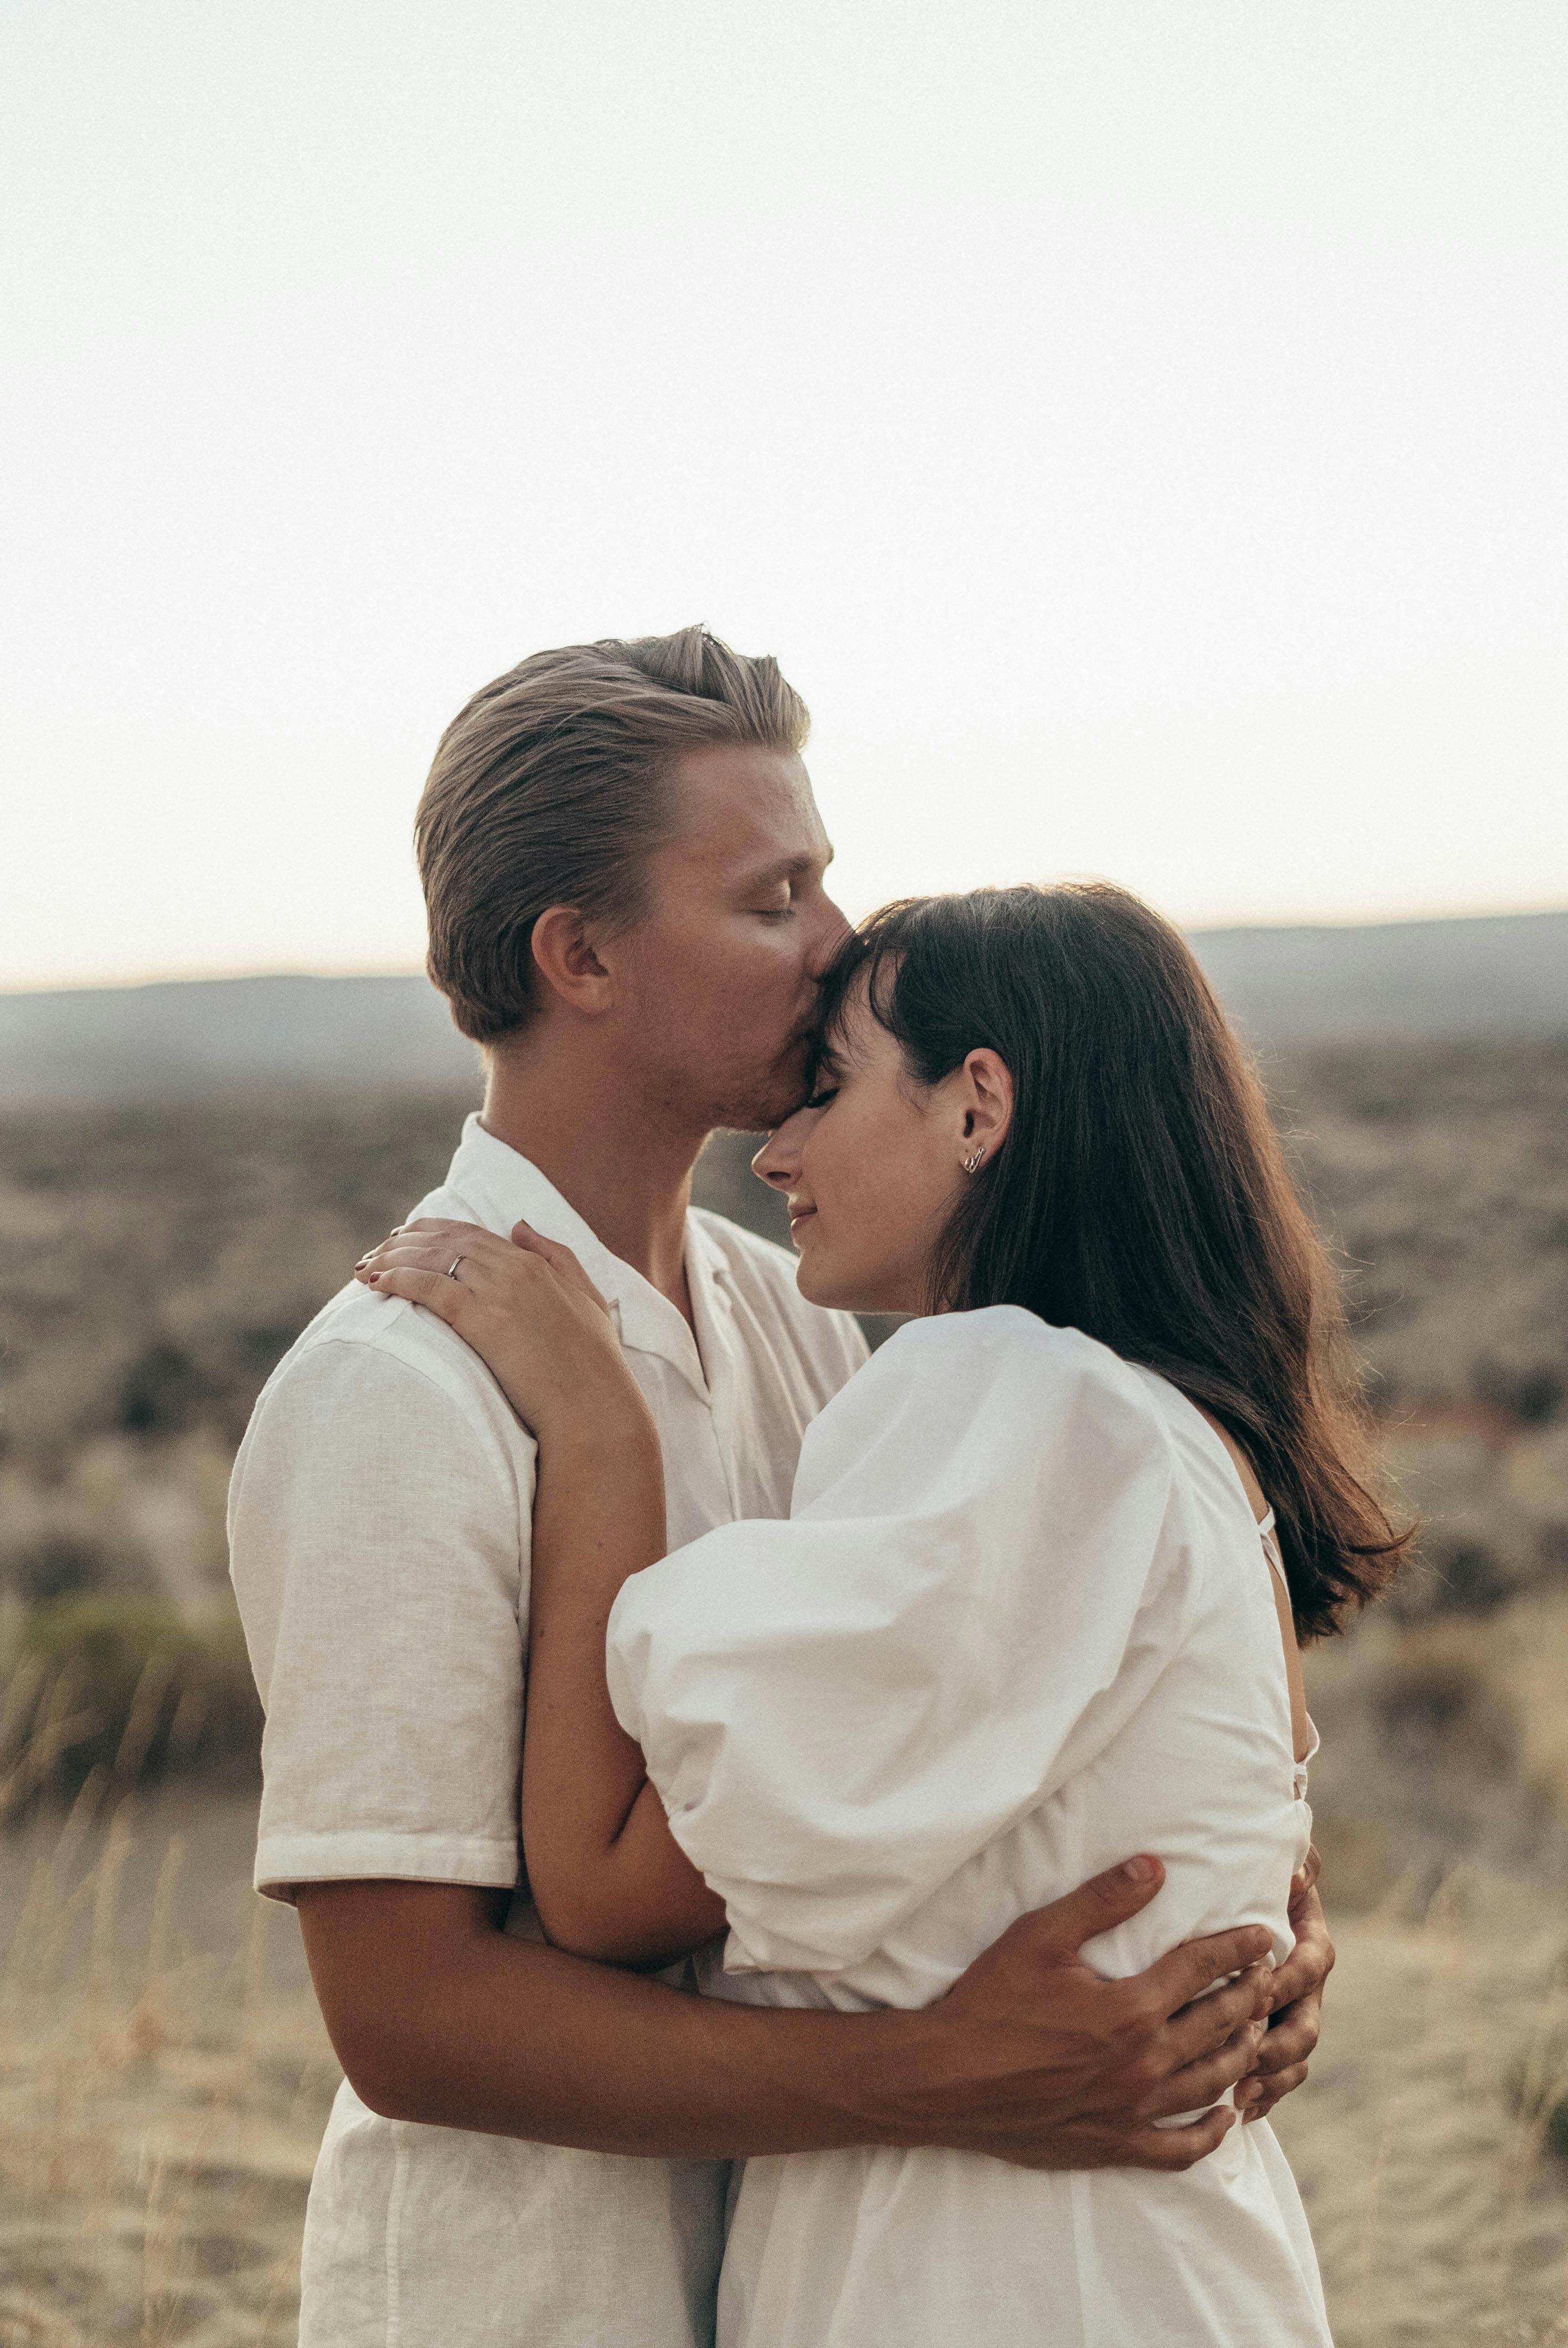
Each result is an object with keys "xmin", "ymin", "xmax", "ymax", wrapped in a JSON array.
[{"xmin": 229, "ymin": 626, "xmax": 1330, "ymax": 2347}]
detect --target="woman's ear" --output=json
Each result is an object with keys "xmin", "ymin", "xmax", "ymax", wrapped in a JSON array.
[
  {"xmin": 959, "ymin": 1048, "xmax": 1014, "ymax": 1166},
  {"xmin": 530, "ymin": 905, "xmax": 615, "ymax": 1016}
]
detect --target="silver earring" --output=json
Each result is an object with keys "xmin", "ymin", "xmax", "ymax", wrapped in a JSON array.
[{"xmin": 962, "ymin": 1147, "xmax": 984, "ymax": 1175}]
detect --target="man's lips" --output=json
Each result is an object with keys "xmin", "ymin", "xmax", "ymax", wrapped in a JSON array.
[{"xmin": 787, "ymin": 1203, "xmax": 816, "ymax": 1237}]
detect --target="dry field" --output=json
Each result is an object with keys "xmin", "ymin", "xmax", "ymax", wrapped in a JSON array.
[
  {"xmin": 1, "ymin": 1785, "xmax": 1566, "ymax": 2347},
  {"xmin": 2, "ymin": 1046, "xmax": 1566, "ymax": 2340}
]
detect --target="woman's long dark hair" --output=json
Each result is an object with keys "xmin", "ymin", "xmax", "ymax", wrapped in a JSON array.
[{"xmin": 813, "ymin": 883, "xmax": 1411, "ymax": 1640}]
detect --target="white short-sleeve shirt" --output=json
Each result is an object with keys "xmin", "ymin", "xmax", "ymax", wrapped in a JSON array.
[{"xmin": 227, "ymin": 1114, "xmax": 867, "ymax": 2348}]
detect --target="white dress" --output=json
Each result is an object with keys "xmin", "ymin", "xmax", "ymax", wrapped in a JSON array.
[{"xmin": 606, "ymin": 1306, "xmax": 1333, "ymax": 2347}]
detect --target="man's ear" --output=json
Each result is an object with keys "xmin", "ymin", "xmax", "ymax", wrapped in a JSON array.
[
  {"xmin": 960, "ymin": 1048, "xmax": 1014, "ymax": 1158},
  {"xmin": 530, "ymin": 905, "xmax": 616, "ymax": 1016}
]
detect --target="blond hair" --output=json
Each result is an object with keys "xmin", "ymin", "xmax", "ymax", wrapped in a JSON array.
[{"xmin": 416, "ymin": 626, "xmax": 810, "ymax": 1042}]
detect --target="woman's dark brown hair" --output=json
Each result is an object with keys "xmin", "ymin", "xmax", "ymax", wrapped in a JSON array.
[{"xmin": 814, "ymin": 883, "xmax": 1410, "ymax": 1640}]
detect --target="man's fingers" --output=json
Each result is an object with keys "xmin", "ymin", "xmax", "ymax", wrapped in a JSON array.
[
  {"xmin": 1151, "ymin": 1953, "xmax": 1271, "ymax": 2062},
  {"xmin": 1137, "ymin": 2020, "xmax": 1265, "ymax": 2120},
  {"xmin": 1292, "ymin": 1842, "xmax": 1323, "ymax": 1897},
  {"xmin": 1118, "ymin": 2107, "xmax": 1237, "ymax": 2172},
  {"xmin": 1153, "ymin": 1965, "xmax": 1269, "ymax": 2077},
  {"xmin": 1141, "ymin": 1925, "xmax": 1273, "ymax": 2021},
  {"xmin": 1250, "ymin": 1996, "xmax": 1321, "ymax": 2076},
  {"xmin": 1240, "ymin": 2063, "xmax": 1308, "ymax": 2119},
  {"xmin": 1017, "ymin": 1858, "xmax": 1166, "ymax": 1956}
]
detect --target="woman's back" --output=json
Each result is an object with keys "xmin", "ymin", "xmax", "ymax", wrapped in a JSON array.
[{"xmin": 607, "ymin": 1307, "xmax": 1332, "ymax": 2346}]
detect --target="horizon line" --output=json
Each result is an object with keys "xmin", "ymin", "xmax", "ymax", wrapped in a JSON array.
[{"xmin": 4, "ymin": 898, "xmax": 1566, "ymax": 1000}]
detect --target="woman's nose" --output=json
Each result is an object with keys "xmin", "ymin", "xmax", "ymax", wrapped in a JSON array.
[{"xmin": 752, "ymin": 1108, "xmax": 813, "ymax": 1192}]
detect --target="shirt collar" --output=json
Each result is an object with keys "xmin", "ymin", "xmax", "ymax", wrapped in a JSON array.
[{"xmin": 440, "ymin": 1114, "xmax": 717, "ymax": 1400}]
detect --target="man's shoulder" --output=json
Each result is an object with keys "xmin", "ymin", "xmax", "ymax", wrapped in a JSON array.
[
  {"xmin": 239, "ymin": 1175, "xmax": 520, "ymax": 1449},
  {"xmin": 689, "ymin": 1207, "xmax": 869, "ymax": 1382}
]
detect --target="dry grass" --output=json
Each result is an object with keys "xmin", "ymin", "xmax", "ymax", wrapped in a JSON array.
[
  {"xmin": 2, "ymin": 1794, "xmax": 1566, "ymax": 2346},
  {"xmin": 0, "ymin": 1788, "xmax": 336, "ymax": 2346}
]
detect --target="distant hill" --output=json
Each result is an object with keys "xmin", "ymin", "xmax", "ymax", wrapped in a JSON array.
[{"xmin": 1, "ymin": 909, "xmax": 1564, "ymax": 1105}]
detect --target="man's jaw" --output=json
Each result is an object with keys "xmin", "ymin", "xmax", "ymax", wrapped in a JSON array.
[{"xmin": 711, "ymin": 1049, "xmax": 817, "ymax": 1138}]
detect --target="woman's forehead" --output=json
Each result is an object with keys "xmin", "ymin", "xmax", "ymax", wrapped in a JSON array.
[{"xmin": 826, "ymin": 970, "xmax": 906, "ymax": 1069}]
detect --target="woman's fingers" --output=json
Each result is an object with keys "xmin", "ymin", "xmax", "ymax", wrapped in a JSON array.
[
  {"xmin": 358, "ymin": 1227, "xmax": 511, "ymax": 1276},
  {"xmin": 356, "ymin": 1218, "xmax": 497, "ymax": 1268},
  {"xmin": 355, "ymin": 1244, "xmax": 493, "ymax": 1287},
  {"xmin": 510, "ymin": 1218, "xmax": 612, "ymax": 1317},
  {"xmin": 363, "ymin": 1265, "xmax": 468, "ymax": 1323}
]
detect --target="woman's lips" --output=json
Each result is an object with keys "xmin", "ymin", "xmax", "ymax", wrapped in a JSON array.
[{"xmin": 787, "ymin": 1204, "xmax": 816, "ymax": 1238}]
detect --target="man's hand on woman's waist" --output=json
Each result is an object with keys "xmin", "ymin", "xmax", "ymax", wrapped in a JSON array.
[{"xmin": 297, "ymin": 1853, "xmax": 1308, "ymax": 2173}]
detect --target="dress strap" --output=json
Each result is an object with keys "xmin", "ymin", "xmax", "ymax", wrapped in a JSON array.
[{"xmin": 1256, "ymin": 1509, "xmax": 1290, "ymax": 1592}]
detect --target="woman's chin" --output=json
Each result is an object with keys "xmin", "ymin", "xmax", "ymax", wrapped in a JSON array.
[
  {"xmin": 792, "ymin": 1244, "xmax": 849, "ymax": 1311},
  {"xmin": 794, "ymin": 1246, "xmax": 885, "ymax": 1317}
]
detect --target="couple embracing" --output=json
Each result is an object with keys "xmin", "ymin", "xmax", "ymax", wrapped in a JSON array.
[{"xmin": 230, "ymin": 627, "xmax": 1402, "ymax": 2346}]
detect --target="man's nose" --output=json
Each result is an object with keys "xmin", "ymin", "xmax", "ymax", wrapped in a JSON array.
[{"xmin": 806, "ymin": 890, "xmax": 854, "ymax": 979}]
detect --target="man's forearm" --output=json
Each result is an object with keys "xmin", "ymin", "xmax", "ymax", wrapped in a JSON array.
[
  {"xmin": 299, "ymin": 1881, "xmax": 912, "ymax": 2157},
  {"xmin": 297, "ymin": 1868, "xmax": 1285, "ymax": 2174}
]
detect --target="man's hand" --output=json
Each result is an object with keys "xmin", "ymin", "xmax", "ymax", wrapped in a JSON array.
[
  {"xmin": 1235, "ymin": 1849, "xmax": 1333, "ymax": 2124},
  {"xmin": 883, "ymin": 1857, "xmax": 1277, "ymax": 2172},
  {"xmin": 297, "ymin": 1860, "xmax": 1293, "ymax": 2171}
]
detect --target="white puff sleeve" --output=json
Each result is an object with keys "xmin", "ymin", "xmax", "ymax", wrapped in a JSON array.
[{"xmin": 606, "ymin": 1307, "xmax": 1187, "ymax": 1975}]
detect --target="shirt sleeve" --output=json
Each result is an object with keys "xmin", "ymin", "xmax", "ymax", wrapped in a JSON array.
[
  {"xmin": 229, "ymin": 1336, "xmax": 532, "ymax": 1902},
  {"xmin": 606, "ymin": 1310, "xmax": 1184, "ymax": 1975}
]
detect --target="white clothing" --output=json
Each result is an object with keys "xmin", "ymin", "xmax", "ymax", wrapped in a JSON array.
[
  {"xmin": 607, "ymin": 1307, "xmax": 1331, "ymax": 2347},
  {"xmin": 227, "ymin": 1114, "xmax": 867, "ymax": 2348}
]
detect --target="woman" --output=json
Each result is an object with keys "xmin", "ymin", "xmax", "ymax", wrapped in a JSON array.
[{"xmin": 357, "ymin": 883, "xmax": 1406, "ymax": 2346}]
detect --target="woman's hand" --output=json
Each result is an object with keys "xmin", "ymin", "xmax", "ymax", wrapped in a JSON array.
[{"xmin": 354, "ymin": 1216, "xmax": 652, "ymax": 1448}]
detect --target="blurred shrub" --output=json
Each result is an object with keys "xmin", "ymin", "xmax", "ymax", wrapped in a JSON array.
[
  {"xmin": 1, "ymin": 1592, "xmax": 261, "ymax": 1814},
  {"xmin": 1371, "ymin": 1633, "xmax": 1518, "ymax": 1779},
  {"xmin": 1430, "ymin": 1539, "xmax": 1514, "ymax": 1618},
  {"xmin": 10, "ymin": 1531, "xmax": 115, "ymax": 1605},
  {"xmin": 1546, "ymin": 2094, "xmax": 1568, "ymax": 2165},
  {"xmin": 116, "ymin": 1341, "xmax": 214, "ymax": 1436}
]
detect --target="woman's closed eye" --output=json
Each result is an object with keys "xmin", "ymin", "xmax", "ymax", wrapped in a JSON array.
[{"xmin": 801, "ymin": 1084, "xmax": 839, "ymax": 1111}]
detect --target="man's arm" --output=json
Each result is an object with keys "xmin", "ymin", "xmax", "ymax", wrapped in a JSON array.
[{"xmin": 297, "ymin": 1859, "xmax": 1278, "ymax": 2174}]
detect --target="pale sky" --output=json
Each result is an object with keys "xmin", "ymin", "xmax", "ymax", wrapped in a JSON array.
[{"xmin": 3, "ymin": 1, "xmax": 1565, "ymax": 991}]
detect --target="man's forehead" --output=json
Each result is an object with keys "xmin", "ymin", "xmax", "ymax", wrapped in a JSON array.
[{"xmin": 661, "ymin": 742, "xmax": 831, "ymax": 869}]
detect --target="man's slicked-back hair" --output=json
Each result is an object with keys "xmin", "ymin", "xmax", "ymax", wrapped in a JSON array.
[{"xmin": 416, "ymin": 626, "xmax": 811, "ymax": 1042}]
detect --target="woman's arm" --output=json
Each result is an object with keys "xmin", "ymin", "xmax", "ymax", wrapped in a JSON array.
[
  {"xmin": 357, "ymin": 1216, "xmax": 726, "ymax": 1966},
  {"xmin": 522, "ymin": 1415, "xmax": 726, "ymax": 1964}
]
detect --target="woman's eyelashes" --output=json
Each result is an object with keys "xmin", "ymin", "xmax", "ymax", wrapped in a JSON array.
[{"xmin": 802, "ymin": 1084, "xmax": 839, "ymax": 1111}]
